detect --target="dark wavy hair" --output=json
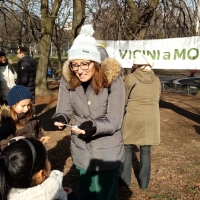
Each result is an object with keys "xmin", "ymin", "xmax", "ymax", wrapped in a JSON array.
[{"xmin": 0, "ymin": 138, "xmax": 47, "ymax": 200}]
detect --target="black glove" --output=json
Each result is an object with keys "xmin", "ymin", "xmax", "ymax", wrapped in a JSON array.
[
  {"xmin": 52, "ymin": 115, "xmax": 66, "ymax": 125},
  {"xmin": 78, "ymin": 121, "xmax": 96, "ymax": 142},
  {"xmin": 41, "ymin": 116, "xmax": 66, "ymax": 131},
  {"xmin": 67, "ymin": 192, "xmax": 79, "ymax": 200},
  {"xmin": 0, "ymin": 120, "xmax": 16, "ymax": 140}
]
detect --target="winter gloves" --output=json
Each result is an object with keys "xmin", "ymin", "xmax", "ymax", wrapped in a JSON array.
[
  {"xmin": 0, "ymin": 120, "xmax": 16, "ymax": 139},
  {"xmin": 78, "ymin": 121, "xmax": 96, "ymax": 142},
  {"xmin": 52, "ymin": 116, "xmax": 66, "ymax": 125},
  {"xmin": 42, "ymin": 116, "xmax": 66, "ymax": 131},
  {"xmin": 42, "ymin": 117, "xmax": 96, "ymax": 142}
]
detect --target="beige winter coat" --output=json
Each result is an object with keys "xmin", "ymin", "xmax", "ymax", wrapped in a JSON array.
[{"xmin": 122, "ymin": 68, "xmax": 161, "ymax": 145}]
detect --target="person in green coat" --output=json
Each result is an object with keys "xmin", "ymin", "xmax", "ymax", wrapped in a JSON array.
[{"xmin": 120, "ymin": 53, "xmax": 161, "ymax": 190}]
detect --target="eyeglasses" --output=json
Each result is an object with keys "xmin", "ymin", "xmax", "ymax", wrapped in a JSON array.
[{"xmin": 70, "ymin": 61, "xmax": 93, "ymax": 71}]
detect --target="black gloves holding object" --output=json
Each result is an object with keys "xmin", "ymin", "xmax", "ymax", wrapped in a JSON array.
[
  {"xmin": 78, "ymin": 121, "xmax": 96, "ymax": 142},
  {"xmin": 42, "ymin": 116, "xmax": 66, "ymax": 131},
  {"xmin": 0, "ymin": 120, "xmax": 16, "ymax": 140}
]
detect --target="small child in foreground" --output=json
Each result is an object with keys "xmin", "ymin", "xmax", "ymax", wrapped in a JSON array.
[
  {"xmin": 0, "ymin": 85, "xmax": 50, "ymax": 152},
  {"xmin": 0, "ymin": 137, "xmax": 78, "ymax": 199}
]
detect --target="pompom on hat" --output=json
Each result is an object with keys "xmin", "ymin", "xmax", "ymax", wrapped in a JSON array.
[
  {"xmin": 133, "ymin": 53, "xmax": 154, "ymax": 67},
  {"xmin": 7, "ymin": 85, "xmax": 32, "ymax": 106},
  {"xmin": 68, "ymin": 24, "xmax": 101, "ymax": 63}
]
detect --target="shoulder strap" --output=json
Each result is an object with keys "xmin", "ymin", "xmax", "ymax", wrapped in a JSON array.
[
  {"xmin": 8, "ymin": 64, "xmax": 15, "ymax": 74},
  {"xmin": 125, "ymin": 80, "xmax": 139, "ymax": 107},
  {"xmin": 108, "ymin": 86, "xmax": 111, "ymax": 95}
]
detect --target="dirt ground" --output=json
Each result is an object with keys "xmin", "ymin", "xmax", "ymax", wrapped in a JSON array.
[{"xmin": 35, "ymin": 80, "xmax": 200, "ymax": 200}]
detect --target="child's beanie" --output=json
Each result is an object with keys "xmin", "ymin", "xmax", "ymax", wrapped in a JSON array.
[{"xmin": 7, "ymin": 85, "xmax": 32, "ymax": 106}]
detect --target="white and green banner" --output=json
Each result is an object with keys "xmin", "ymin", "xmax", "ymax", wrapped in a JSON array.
[{"xmin": 101, "ymin": 36, "xmax": 200, "ymax": 69}]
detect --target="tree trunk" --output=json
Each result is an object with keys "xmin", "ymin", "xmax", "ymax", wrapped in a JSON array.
[
  {"xmin": 36, "ymin": 20, "xmax": 53, "ymax": 95},
  {"xmin": 71, "ymin": 0, "xmax": 86, "ymax": 45},
  {"xmin": 57, "ymin": 45, "xmax": 62, "ymax": 75},
  {"xmin": 125, "ymin": 0, "xmax": 159, "ymax": 40},
  {"xmin": 35, "ymin": 0, "xmax": 62, "ymax": 96}
]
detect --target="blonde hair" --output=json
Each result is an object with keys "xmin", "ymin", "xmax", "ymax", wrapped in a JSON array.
[{"xmin": 10, "ymin": 103, "xmax": 34, "ymax": 128}]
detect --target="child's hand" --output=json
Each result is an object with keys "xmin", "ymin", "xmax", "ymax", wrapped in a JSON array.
[
  {"xmin": 54, "ymin": 121, "xmax": 65, "ymax": 130},
  {"xmin": 39, "ymin": 136, "xmax": 50, "ymax": 144},
  {"xmin": 71, "ymin": 126, "xmax": 85, "ymax": 135},
  {"xmin": 63, "ymin": 187, "xmax": 72, "ymax": 194}
]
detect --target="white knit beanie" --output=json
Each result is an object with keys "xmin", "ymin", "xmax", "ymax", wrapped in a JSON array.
[
  {"xmin": 133, "ymin": 54, "xmax": 154, "ymax": 67},
  {"xmin": 68, "ymin": 24, "xmax": 101, "ymax": 63}
]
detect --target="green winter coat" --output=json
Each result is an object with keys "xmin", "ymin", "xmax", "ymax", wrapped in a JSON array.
[{"xmin": 122, "ymin": 69, "xmax": 161, "ymax": 145}]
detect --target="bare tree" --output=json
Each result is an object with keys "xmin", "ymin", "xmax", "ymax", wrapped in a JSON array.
[
  {"xmin": 158, "ymin": 0, "xmax": 196, "ymax": 38},
  {"xmin": 0, "ymin": 0, "xmax": 41, "ymax": 51},
  {"xmin": 52, "ymin": 1, "xmax": 72, "ymax": 72},
  {"xmin": 88, "ymin": 0, "xmax": 197, "ymax": 40},
  {"xmin": 85, "ymin": 0, "xmax": 159, "ymax": 40},
  {"xmin": 35, "ymin": 0, "xmax": 63, "ymax": 95},
  {"xmin": 71, "ymin": 0, "xmax": 86, "ymax": 45},
  {"xmin": 124, "ymin": 0, "xmax": 161, "ymax": 39},
  {"xmin": 0, "ymin": 0, "xmax": 199, "ymax": 96},
  {"xmin": 1, "ymin": 0, "xmax": 67, "ymax": 95}
]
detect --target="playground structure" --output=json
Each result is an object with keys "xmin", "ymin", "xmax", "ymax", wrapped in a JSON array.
[{"xmin": 160, "ymin": 75, "xmax": 200, "ymax": 95}]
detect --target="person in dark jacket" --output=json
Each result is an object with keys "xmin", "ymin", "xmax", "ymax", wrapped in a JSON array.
[{"xmin": 16, "ymin": 47, "xmax": 37, "ymax": 103}]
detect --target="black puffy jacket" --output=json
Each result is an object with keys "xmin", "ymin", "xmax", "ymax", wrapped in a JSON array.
[{"xmin": 16, "ymin": 55, "xmax": 37, "ymax": 102}]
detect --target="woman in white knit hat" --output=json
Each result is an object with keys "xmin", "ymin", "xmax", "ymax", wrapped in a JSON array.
[
  {"xmin": 43, "ymin": 24, "xmax": 125, "ymax": 200},
  {"xmin": 120, "ymin": 53, "xmax": 161, "ymax": 190}
]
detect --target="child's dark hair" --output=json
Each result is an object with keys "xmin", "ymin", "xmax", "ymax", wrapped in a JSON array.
[{"xmin": 0, "ymin": 138, "xmax": 47, "ymax": 200}]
